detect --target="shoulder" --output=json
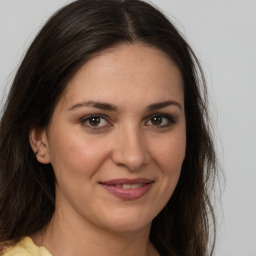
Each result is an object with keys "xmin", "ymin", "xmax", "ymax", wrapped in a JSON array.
[{"xmin": 0, "ymin": 237, "xmax": 51, "ymax": 256}]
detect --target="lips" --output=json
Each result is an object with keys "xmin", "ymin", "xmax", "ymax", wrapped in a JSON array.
[{"xmin": 99, "ymin": 178, "xmax": 154, "ymax": 200}]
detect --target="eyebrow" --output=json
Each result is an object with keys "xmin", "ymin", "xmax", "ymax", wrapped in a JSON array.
[
  {"xmin": 68, "ymin": 100, "xmax": 181, "ymax": 112},
  {"xmin": 146, "ymin": 100, "xmax": 182, "ymax": 111},
  {"xmin": 68, "ymin": 101, "xmax": 117, "ymax": 111}
]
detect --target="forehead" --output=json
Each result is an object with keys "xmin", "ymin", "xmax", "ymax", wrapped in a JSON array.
[{"xmin": 60, "ymin": 43, "xmax": 184, "ymax": 109}]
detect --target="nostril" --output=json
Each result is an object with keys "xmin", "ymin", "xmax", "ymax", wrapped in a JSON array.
[
  {"xmin": 111, "ymin": 131, "xmax": 150, "ymax": 170},
  {"xmin": 111, "ymin": 152, "xmax": 150, "ymax": 171}
]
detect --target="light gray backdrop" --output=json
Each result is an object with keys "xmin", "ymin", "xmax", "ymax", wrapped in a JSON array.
[{"xmin": 0, "ymin": 1, "xmax": 255, "ymax": 255}]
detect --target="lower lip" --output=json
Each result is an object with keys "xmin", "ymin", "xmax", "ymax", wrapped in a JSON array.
[{"xmin": 100, "ymin": 183, "xmax": 153, "ymax": 200}]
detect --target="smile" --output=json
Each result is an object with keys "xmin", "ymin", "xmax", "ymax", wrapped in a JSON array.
[
  {"xmin": 116, "ymin": 184, "xmax": 143, "ymax": 189},
  {"xmin": 99, "ymin": 178, "xmax": 154, "ymax": 200}
]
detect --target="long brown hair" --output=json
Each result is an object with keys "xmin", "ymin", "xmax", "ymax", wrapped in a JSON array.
[{"xmin": 0, "ymin": 0, "xmax": 217, "ymax": 255}]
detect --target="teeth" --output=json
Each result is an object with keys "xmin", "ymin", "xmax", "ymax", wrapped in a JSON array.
[{"xmin": 122, "ymin": 184, "xmax": 142, "ymax": 189}]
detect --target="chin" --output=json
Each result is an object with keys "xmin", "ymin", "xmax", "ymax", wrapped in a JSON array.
[
  {"xmin": 97, "ymin": 208, "xmax": 155, "ymax": 234},
  {"xmin": 105, "ymin": 220, "xmax": 151, "ymax": 234}
]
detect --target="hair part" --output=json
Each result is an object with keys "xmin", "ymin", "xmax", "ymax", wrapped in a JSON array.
[{"xmin": 0, "ymin": 1, "xmax": 217, "ymax": 255}]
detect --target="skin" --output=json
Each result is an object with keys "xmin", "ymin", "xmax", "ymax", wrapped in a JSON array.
[{"xmin": 30, "ymin": 43, "xmax": 186, "ymax": 256}]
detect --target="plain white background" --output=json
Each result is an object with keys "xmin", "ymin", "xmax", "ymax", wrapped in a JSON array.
[{"xmin": 0, "ymin": 1, "xmax": 255, "ymax": 255}]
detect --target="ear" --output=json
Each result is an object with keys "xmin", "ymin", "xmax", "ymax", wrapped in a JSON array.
[{"xmin": 29, "ymin": 128, "xmax": 51, "ymax": 164}]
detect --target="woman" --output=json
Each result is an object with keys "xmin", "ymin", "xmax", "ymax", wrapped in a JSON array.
[{"xmin": 0, "ymin": 0, "xmax": 217, "ymax": 255}]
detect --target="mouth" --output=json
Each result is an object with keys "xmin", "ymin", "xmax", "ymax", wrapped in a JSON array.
[
  {"xmin": 115, "ymin": 184, "xmax": 144, "ymax": 189},
  {"xmin": 99, "ymin": 178, "xmax": 154, "ymax": 200}
]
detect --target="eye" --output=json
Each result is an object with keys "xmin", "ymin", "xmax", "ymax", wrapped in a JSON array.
[
  {"xmin": 82, "ymin": 115, "xmax": 111, "ymax": 129},
  {"xmin": 145, "ymin": 114, "xmax": 176, "ymax": 127}
]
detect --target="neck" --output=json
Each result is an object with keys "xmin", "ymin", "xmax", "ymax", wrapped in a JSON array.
[{"xmin": 31, "ymin": 209, "xmax": 159, "ymax": 256}]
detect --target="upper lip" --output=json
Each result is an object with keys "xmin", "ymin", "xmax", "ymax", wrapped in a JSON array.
[{"xmin": 99, "ymin": 178, "xmax": 154, "ymax": 185}]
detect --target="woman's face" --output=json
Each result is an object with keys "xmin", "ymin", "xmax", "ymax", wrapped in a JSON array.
[{"xmin": 33, "ymin": 43, "xmax": 186, "ymax": 234}]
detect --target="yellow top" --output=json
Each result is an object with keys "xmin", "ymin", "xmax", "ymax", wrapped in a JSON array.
[{"xmin": 0, "ymin": 237, "xmax": 51, "ymax": 256}]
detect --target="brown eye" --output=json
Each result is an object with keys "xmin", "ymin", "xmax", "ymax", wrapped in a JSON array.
[
  {"xmin": 151, "ymin": 116, "xmax": 163, "ymax": 125},
  {"xmin": 145, "ymin": 114, "xmax": 176, "ymax": 127},
  {"xmin": 82, "ymin": 115, "xmax": 110, "ymax": 129},
  {"xmin": 88, "ymin": 116, "xmax": 101, "ymax": 126}
]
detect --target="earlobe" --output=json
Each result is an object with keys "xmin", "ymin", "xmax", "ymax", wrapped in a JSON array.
[{"xmin": 29, "ymin": 128, "xmax": 51, "ymax": 164}]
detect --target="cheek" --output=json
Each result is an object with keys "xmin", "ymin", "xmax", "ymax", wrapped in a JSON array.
[
  {"xmin": 48, "ymin": 131, "xmax": 114, "ymax": 183},
  {"xmin": 147, "ymin": 133, "xmax": 186, "ymax": 213},
  {"xmin": 152, "ymin": 132, "xmax": 186, "ymax": 173}
]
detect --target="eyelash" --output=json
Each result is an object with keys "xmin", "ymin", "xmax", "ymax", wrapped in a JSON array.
[
  {"xmin": 81, "ymin": 113, "xmax": 176, "ymax": 129},
  {"xmin": 145, "ymin": 114, "xmax": 177, "ymax": 128},
  {"xmin": 81, "ymin": 114, "xmax": 111, "ymax": 129}
]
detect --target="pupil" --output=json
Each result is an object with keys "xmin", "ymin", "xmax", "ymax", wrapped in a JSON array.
[
  {"xmin": 89, "ymin": 117, "xmax": 100, "ymax": 126},
  {"xmin": 152, "ymin": 116, "xmax": 162, "ymax": 125}
]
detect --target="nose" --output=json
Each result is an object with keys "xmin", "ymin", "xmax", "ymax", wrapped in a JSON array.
[{"xmin": 111, "ymin": 126, "xmax": 150, "ymax": 171}]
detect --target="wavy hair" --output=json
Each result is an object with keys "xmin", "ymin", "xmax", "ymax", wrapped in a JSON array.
[{"xmin": 0, "ymin": 0, "xmax": 217, "ymax": 255}]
